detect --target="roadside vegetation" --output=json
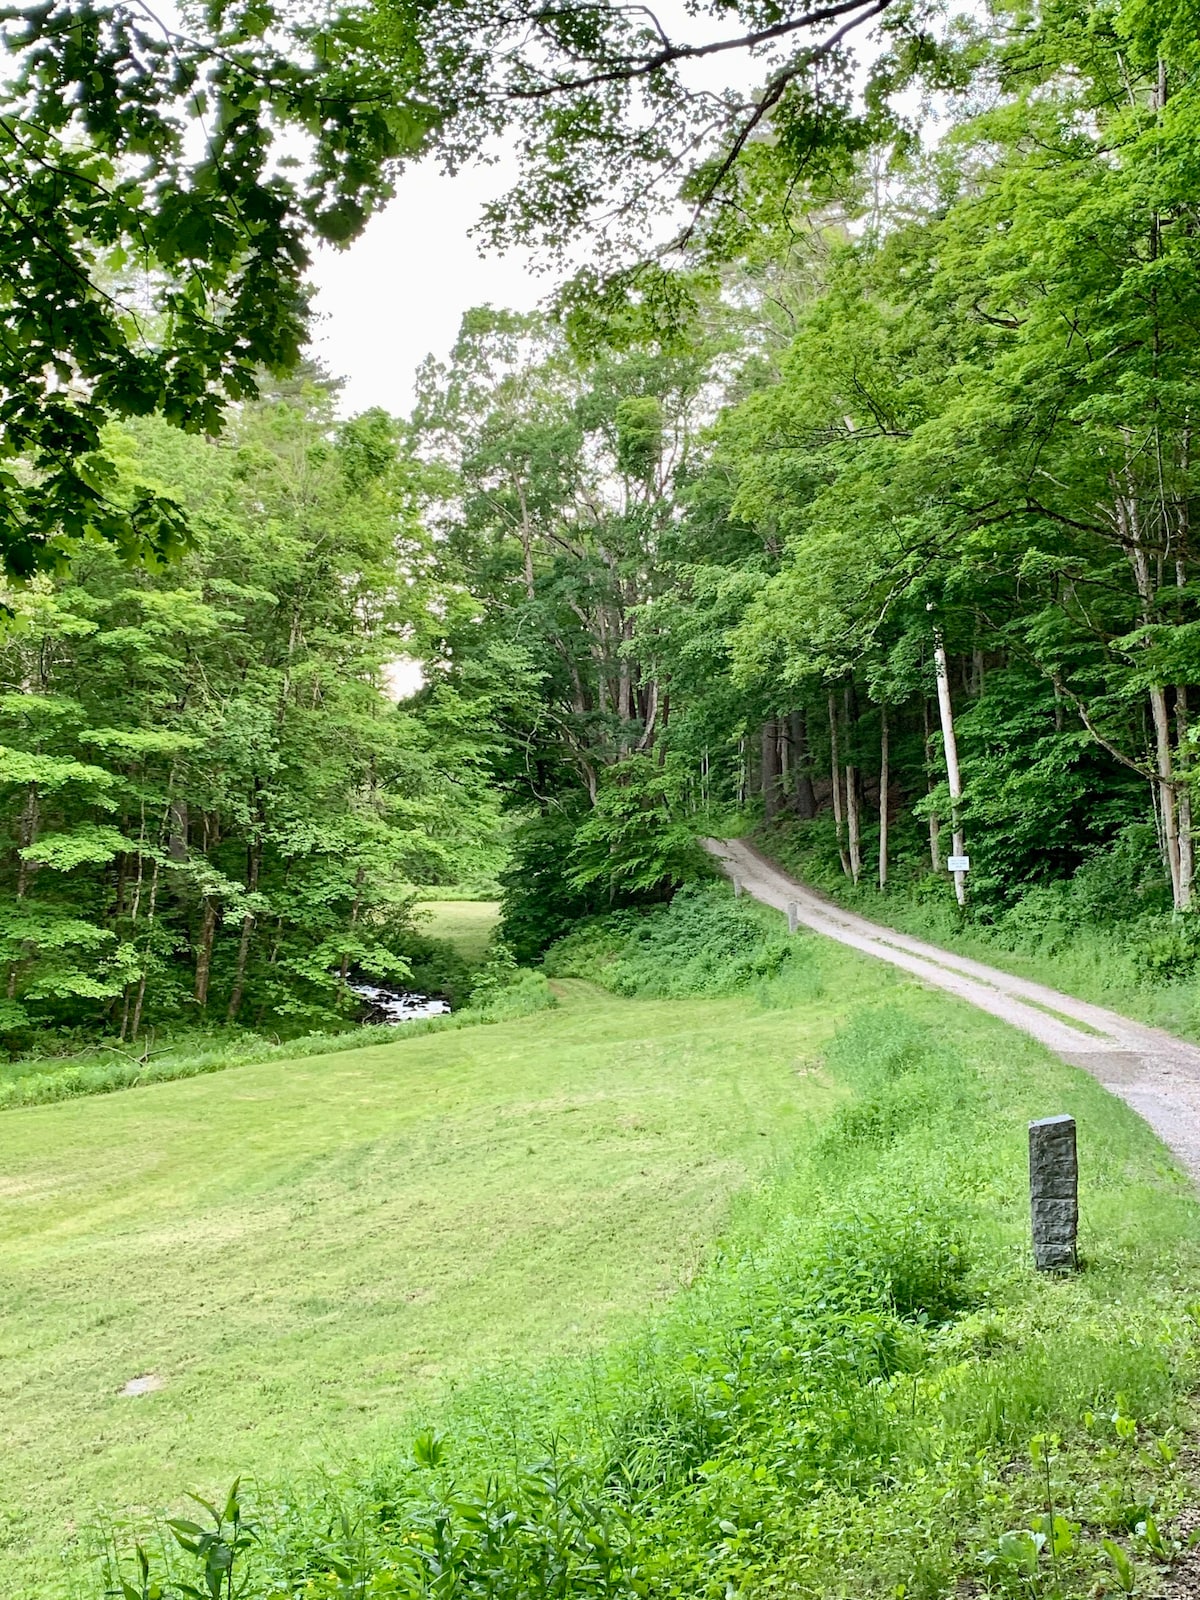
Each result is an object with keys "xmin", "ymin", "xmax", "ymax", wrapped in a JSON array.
[
  {"xmin": 76, "ymin": 891, "xmax": 1200, "ymax": 1600},
  {"xmin": 763, "ymin": 819, "xmax": 1200, "ymax": 1043}
]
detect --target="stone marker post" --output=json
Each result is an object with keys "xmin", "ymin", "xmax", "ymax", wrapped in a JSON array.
[
  {"xmin": 788, "ymin": 902, "xmax": 799, "ymax": 934},
  {"xmin": 1028, "ymin": 1114, "xmax": 1078, "ymax": 1270},
  {"xmin": 732, "ymin": 875, "xmax": 743, "ymax": 898}
]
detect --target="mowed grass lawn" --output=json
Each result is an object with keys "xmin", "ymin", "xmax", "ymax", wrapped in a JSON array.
[
  {"xmin": 416, "ymin": 900, "xmax": 501, "ymax": 963},
  {"xmin": 0, "ymin": 968, "xmax": 866, "ymax": 1592}
]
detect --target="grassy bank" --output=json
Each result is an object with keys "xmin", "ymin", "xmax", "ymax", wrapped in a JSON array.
[
  {"xmin": 69, "ymin": 888, "xmax": 1200, "ymax": 1600},
  {"xmin": 417, "ymin": 900, "xmax": 502, "ymax": 963},
  {"xmin": 762, "ymin": 818, "xmax": 1200, "ymax": 1041},
  {"xmin": 0, "ymin": 902, "xmax": 512, "ymax": 1113},
  {"xmin": 3, "ymin": 941, "xmax": 851, "ymax": 1594}
]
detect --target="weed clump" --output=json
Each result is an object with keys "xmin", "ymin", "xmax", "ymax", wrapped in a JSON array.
[{"xmin": 545, "ymin": 884, "xmax": 809, "ymax": 999}]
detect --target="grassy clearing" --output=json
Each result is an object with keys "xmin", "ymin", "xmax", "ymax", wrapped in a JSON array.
[
  {"xmin": 414, "ymin": 901, "xmax": 501, "ymax": 964},
  {"xmin": 1, "ymin": 958, "xmax": 851, "ymax": 1595},
  {"xmin": 92, "ymin": 890, "xmax": 1200, "ymax": 1600},
  {"xmin": 14, "ymin": 885, "xmax": 1200, "ymax": 1600}
]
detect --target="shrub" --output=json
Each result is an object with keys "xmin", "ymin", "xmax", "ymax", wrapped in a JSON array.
[
  {"xmin": 499, "ymin": 812, "xmax": 609, "ymax": 964},
  {"xmin": 545, "ymin": 885, "xmax": 807, "ymax": 999}
]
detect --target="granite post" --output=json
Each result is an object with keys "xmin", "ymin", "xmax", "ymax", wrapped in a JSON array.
[
  {"xmin": 732, "ymin": 875, "xmax": 743, "ymax": 898},
  {"xmin": 1028, "ymin": 1114, "xmax": 1078, "ymax": 1270},
  {"xmin": 788, "ymin": 902, "xmax": 799, "ymax": 934}
]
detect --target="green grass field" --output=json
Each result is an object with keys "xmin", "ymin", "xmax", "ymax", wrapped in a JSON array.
[
  {"xmin": 8, "ymin": 894, "xmax": 1200, "ymax": 1600},
  {"xmin": 415, "ymin": 900, "xmax": 501, "ymax": 963},
  {"xmin": 0, "ymin": 968, "xmax": 853, "ymax": 1593}
]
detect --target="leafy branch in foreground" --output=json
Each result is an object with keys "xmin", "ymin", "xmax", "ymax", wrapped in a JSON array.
[{"xmin": 0, "ymin": 0, "xmax": 944, "ymax": 577}]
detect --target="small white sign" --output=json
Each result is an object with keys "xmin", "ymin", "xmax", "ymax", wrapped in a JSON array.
[{"xmin": 947, "ymin": 855, "xmax": 970, "ymax": 873}]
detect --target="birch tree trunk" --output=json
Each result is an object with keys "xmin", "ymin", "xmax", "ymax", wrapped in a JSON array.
[
  {"xmin": 1149, "ymin": 683, "xmax": 1185, "ymax": 907},
  {"xmin": 1175, "ymin": 688, "xmax": 1194, "ymax": 904},
  {"xmin": 828, "ymin": 692, "xmax": 851, "ymax": 877},
  {"xmin": 1117, "ymin": 480, "xmax": 1189, "ymax": 908},
  {"xmin": 1175, "ymin": 474, "xmax": 1194, "ymax": 905},
  {"xmin": 933, "ymin": 629, "xmax": 967, "ymax": 907},
  {"xmin": 846, "ymin": 762, "xmax": 861, "ymax": 884}
]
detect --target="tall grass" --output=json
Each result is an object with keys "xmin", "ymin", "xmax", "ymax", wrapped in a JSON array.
[{"xmin": 91, "ymin": 894, "xmax": 1200, "ymax": 1600}]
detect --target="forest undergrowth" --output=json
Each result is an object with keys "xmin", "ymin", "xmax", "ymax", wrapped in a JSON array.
[
  {"xmin": 0, "ymin": 965, "xmax": 553, "ymax": 1111},
  {"xmin": 94, "ymin": 888, "xmax": 1200, "ymax": 1600}
]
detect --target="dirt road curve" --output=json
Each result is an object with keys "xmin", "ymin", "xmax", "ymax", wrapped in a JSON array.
[{"xmin": 706, "ymin": 836, "xmax": 1200, "ymax": 1182}]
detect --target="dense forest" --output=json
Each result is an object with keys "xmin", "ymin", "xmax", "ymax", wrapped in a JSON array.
[{"xmin": 4, "ymin": 0, "xmax": 1200, "ymax": 1044}]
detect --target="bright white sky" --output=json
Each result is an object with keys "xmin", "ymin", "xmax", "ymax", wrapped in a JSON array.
[
  {"xmin": 307, "ymin": 154, "xmax": 542, "ymax": 419},
  {"xmin": 303, "ymin": 6, "xmax": 907, "ymax": 422},
  {"xmin": 304, "ymin": 0, "xmax": 772, "ymax": 420}
]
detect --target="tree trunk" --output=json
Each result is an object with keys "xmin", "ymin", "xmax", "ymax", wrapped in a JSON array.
[
  {"xmin": 933, "ymin": 629, "xmax": 967, "ymax": 907},
  {"xmin": 6, "ymin": 779, "xmax": 39, "ymax": 998},
  {"xmin": 1118, "ymin": 477, "xmax": 1190, "ymax": 909},
  {"xmin": 761, "ymin": 719, "xmax": 782, "ymax": 820},
  {"xmin": 194, "ymin": 896, "xmax": 219, "ymax": 1007},
  {"xmin": 129, "ymin": 854, "xmax": 162, "ymax": 1041},
  {"xmin": 226, "ymin": 841, "xmax": 261, "ymax": 1024},
  {"xmin": 1176, "ymin": 688, "xmax": 1194, "ymax": 906},
  {"xmin": 168, "ymin": 799, "xmax": 189, "ymax": 863},
  {"xmin": 878, "ymin": 706, "xmax": 889, "ymax": 892},
  {"xmin": 1176, "ymin": 473, "xmax": 1194, "ymax": 908},
  {"xmin": 1149, "ymin": 683, "xmax": 1185, "ymax": 908},
  {"xmin": 843, "ymin": 685, "xmax": 861, "ymax": 884},
  {"xmin": 515, "ymin": 479, "xmax": 536, "ymax": 599},
  {"xmin": 845, "ymin": 762, "xmax": 861, "ymax": 884},
  {"xmin": 339, "ymin": 864, "xmax": 366, "ymax": 984},
  {"xmin": 827, "ymin": 692, "xmax": 851, "ymax": 877},
  {"xmin": 923, "ymin": 698, "xmax": 942, "ymax": 872},
  {"xmin": 790, "ymin": 710, "xmax": 817, "ymax": 819}
]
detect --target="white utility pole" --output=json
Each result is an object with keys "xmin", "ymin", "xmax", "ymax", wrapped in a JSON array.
[{"xmin": 932, "ymin": 624, "xmax": 967, "ymax": 908}]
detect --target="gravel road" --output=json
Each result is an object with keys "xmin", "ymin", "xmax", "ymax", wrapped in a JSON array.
[{"xmin": 706, "ymin": 836, "xmax": 1200, "ymax": 1182}]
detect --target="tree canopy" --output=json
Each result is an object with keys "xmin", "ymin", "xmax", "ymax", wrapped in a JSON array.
[{"xmin": 0, "ymin": 0, "xmax": 947, "ymax": 577}]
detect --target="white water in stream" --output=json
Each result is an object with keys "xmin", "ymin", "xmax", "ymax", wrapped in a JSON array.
[{"xmin": 348, "ymin": 982, "xmax": 450, "ymax": 1024}]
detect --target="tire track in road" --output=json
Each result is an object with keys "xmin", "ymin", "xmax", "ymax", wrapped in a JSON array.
[{"xmin": 706, "ymin": 836, "xmax": 1200, "ymax": 1181}]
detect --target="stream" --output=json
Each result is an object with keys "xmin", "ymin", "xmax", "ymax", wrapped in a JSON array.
[{"xmin": 348, "ymin": 981, "xmax": 451, "ymax": 1024}]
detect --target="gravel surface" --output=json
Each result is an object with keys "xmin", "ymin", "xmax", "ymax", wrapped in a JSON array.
[{"xmin": 707, "ymin": 838, "xmax": 1200, "ymax": 1183}]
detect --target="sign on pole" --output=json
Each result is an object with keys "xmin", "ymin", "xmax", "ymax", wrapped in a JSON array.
[{"xmin": 946, "ymin": 854, "xmax": 970, "ymax": 873}]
